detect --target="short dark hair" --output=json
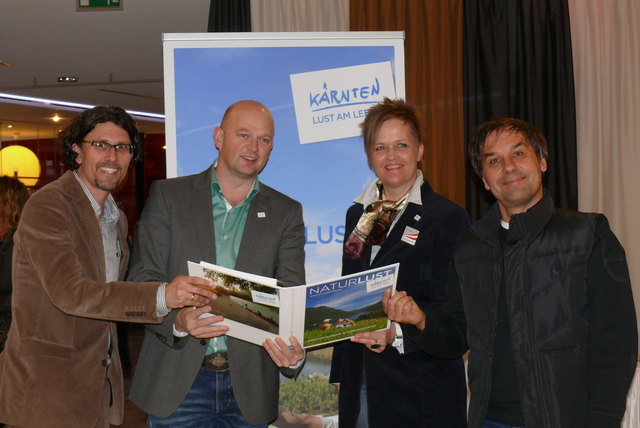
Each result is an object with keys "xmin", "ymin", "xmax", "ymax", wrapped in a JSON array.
[
  {"xmin": 468, "ymin": 118, "xmax": 548, "ymax": 177},
  {"xmin": 361, "ymin": 98, "xmax": 424, "ymax": 168},
  {"xmin": 60, "ymin": 106, "xmax": 141, "ymax": 170}
]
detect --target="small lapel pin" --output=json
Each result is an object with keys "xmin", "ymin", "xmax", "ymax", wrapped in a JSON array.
[
  {"xmin": 414, "ymin": 214, "xmax": 421, "ymax": 221},
  {"xmin": 401, "ymin": 226, "xmax": 419, "ymax": 246},
  {"xmin": 257, "ymin": 212, "xmax": 266, "ymax": 218}
]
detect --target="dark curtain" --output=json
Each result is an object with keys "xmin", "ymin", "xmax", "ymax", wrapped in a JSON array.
[
  {"xmin": 463, "ymin": 0, "xmax": 578, "ymax": 220},
  {"xmin": 208, "ymin": 0, "xmax": 251, "ymax": 32},
  {"xmin": 350, "ymin": 0, "xmax": 466, "ymax": 208}
]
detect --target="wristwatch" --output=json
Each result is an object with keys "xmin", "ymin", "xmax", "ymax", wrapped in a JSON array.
[{"xmin": 390, "ymin": 324, "xmax": 403, "ymax": 348}]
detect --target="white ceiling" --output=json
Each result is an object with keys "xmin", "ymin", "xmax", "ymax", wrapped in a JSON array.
[{"xmin": 0, "ymin": 0, "xmax": 211, "ymax": 140}]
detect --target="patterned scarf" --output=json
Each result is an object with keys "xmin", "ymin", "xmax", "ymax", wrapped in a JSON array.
[{"xmin": 344, "ymin": 182, "xmax": 409, "ymax": 260}]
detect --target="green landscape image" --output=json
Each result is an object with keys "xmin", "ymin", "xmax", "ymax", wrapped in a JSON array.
[{"xmin": 303, "ymin": 281, "xmax": 389, "ymax": 348}]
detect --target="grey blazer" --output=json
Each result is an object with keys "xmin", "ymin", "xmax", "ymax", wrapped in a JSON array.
[{"xmin": 128, "ymin": 167, "xmax": 306, "ymax": 425}]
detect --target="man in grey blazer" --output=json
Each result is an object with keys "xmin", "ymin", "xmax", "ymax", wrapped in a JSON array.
[{"xmin": 128, "ymin": 100, "xmax": 306, "ymax": 427}]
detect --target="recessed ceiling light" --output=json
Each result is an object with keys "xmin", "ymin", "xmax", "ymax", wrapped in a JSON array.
[
  {"xmin": 7, "ymin": 124, "xmax": 13, "ymax": 128},
  {"xmin": 56, "ymin": 76, "xmax": 78, "ymax": 83},
  {"xmin": 52, "ymin": 115, "xmax": 61, "ymax": 122}
]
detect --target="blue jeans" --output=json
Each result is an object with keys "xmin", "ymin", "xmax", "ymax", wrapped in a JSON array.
[
  {"xmin": 483, "ymin": 420, "xmax": 525, "ymax": 428},
  {"xmin": 148, "ymin": 367, "xmax": 268, "ymax": 428},
  {"xmin": 355, "ymin": 377, "xmax": 369, "ymax": 428}
]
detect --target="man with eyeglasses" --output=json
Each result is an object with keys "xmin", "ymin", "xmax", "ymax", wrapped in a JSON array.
[{"xmin": 0, "ymin": 106, "xmax": 216, "ymax": 428}]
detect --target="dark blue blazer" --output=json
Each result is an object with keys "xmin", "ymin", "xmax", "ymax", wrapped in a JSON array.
[{"xmin": 330, "ymin": 180, "xmax": 469, "ymax": 428}]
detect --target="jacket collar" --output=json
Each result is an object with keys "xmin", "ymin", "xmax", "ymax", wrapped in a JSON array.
[
  {"xmin": 508, "ymin": 192, "xmax": 554, "ymax": 243},
  {"xmin": 471, "ymin": 191, "xmax": 554, "ymax": 245},
  {"xmin": 189, "ymin": 165, "xmax": 269, "ymax": 265},
  {"xmin": 58, "ymin": 169, "xmax": 86, "ymax": 200},
  {"xmin": 57, "ymin": 170, "xmax": 128, "ymax": 280},
  {"xmin": 57, "ymin": 171, "xmax": 101, "ymax": 224},
  {"xmin": 354, "ymin": 170, "xmax": 425, "ymax": 206}
]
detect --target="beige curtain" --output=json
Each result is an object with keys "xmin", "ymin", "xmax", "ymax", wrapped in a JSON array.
[
  {"xmin": 568, "ymin": 0, "xmax": 640, "ymax": 336},
  {"xmin": 250, "ymin": 0, "xmax": 349, "ymax": 32}
]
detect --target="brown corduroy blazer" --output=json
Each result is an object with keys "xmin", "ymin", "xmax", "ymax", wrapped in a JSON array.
[{"xmin": 0, "ymin": 171, "xmax": 161, "ymax": 428}]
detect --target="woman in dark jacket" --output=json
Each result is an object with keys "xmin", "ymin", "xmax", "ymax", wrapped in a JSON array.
[{"xmin": 329, "ymin": 98, "xmax": 469, "ymax": 428}]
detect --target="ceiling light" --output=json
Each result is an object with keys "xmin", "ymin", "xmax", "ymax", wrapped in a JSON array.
[
  {"xmin": 57, "ymin": 76, "xmax": 79, "ymax": 83},
  {"xmin": 52, "ymin": 115, "xmax": 61, "ymax": 122},
  {"xmin": 0, "ymin": 92, "xmax": 165, "ymax": 121},
  {"xmin": 7, "ymin": 124, "xmax": 13, "ymax": 128}
]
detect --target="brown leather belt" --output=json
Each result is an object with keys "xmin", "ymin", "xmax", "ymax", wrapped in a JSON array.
[{"xmin": 202, "ymin": 352, "xmax": 229, "ymax": 371}]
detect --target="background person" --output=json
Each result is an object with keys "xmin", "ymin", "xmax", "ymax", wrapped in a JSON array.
[
  {"xmin": 329, "ymin": 98, "xmax": 469, "ymax": 428},
  {"xmin": 0, "ymin": 176, "xmax": 30, "ymax": 353}
]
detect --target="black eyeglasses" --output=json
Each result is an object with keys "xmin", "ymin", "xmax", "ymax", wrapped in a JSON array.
[{"xmin": 82, "ymin": 140, "xmax": 134, "ymax": 155}]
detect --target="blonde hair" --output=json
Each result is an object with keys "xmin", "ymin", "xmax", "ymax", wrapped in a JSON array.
[{"xmin": 360, "ymin": 98, "xmax": 424, "ymax": 169}]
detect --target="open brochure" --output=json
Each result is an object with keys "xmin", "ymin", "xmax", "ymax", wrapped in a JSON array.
[{"xmin": 187, "ymin": 261, "xmax": 399, "ymax": 349}]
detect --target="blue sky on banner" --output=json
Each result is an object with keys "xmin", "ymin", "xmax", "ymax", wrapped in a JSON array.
[{"xmin": 172, "ymin": 44, "xmax": 400, "ymax": 283}]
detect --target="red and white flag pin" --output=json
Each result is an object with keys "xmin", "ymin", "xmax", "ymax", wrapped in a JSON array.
[{"xmin": 401, "ymin": 226, "xmax": 419, "ymax": 246}]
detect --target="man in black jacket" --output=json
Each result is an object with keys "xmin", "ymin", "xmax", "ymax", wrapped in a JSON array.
[{"xmin": 383, "ymin": 118, "xmax": 637, "ymax": 428}]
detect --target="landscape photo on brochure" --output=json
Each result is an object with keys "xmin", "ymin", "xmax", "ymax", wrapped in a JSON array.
[{"xmin": 188, "ymin": 261, "xmax": 399, "ymax": 348}]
